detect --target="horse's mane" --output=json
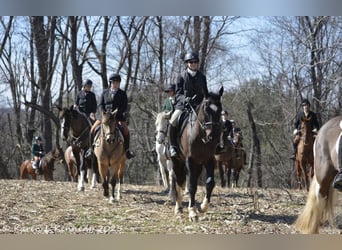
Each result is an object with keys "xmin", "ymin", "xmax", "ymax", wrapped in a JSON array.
[{"xmin": 155, "ymin": 112, "xmax": 165, "ymax": 127}]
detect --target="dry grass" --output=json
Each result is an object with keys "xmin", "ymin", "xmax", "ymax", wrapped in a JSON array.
[{"xmin": 0, "ymin": 179, "xmax": 341, "ymax": 234}]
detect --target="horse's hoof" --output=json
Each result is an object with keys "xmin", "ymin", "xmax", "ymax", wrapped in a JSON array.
[
  {"xmin": 175, "ymin": 207, "xmax": 183, "ymax": 214},
  {"xmin": 109, "ymin": 197, "xmax": 115, "ymax": 204},
  {"xmin": 188, "ymin": 207, "xmax": 198, "ymax": 221},
  {"xmin": 199, "ymin": 198, "xmax": 210, "ymax": 213},
  {"xmin": 77, "ymin": 187, "xmax": 85, "ymax": 192}
]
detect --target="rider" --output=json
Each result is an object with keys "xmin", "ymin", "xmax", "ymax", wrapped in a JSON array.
[
  {"xmin": 216, "ymin": 110, "xmax": 233, "ymax": 153},
  {"xmin": 90, "ymin": 73, "xmax": 135, "ymax": 159},
  {"xmin": 289, "ymin": 99, "xmax": 320, "ymax": 160},
  {"xmin": 31, "ymin": 136, "xmax": 45, "ymax": 174},
  {"xmin": 162, "ymin": 84, "xmax": 176, "ymax": 119},
  {"xmin": 168, "ymin": 51, "xmax": 209, "ymax": 158},
  {"xmin": 74, "ymin": 79, "xmax": 97, "ymax": 122}
]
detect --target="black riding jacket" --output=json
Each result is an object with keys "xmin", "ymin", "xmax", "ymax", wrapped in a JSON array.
[
  {"xmin": 99, "ymin": 88, "xmax": 128, "ymax": 121},
  {"xmin": 174, "ymin": 70, "xmax": 209, "ymax": 110},
  {"xmin": 294, "ymin": 111, "xmax": 320, "ymax": 131},
  {"xmin": 75, "ymin": 90, "xmax": 97, "ymax": 116}
]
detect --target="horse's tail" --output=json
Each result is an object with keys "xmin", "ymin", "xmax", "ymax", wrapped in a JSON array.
[{"xmin": 294, "ymin": 175, "xmax": 336, "ymax": 234}]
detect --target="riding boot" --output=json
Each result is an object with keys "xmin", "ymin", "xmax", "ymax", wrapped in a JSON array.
[
  {"xmin": 33, "ymin": 161, "xmax": 39, "ymax": 174},
  {"xmin": 169, "ymin": 124, "xmax": 178, "ymax": 158},
  {"xmin": 333, "ymin": 136, "xmax": 342, "ymax": 190},
  {"xmin": 123, "ymin": 133, "xmax": 135, "ymax": 159}
]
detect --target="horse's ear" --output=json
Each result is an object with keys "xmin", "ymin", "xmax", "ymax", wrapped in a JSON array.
[
  {"xmin": 55, "ymin": 105, "xmax": 62, "ymax": 111},
  {"xmin": 219, "ymin": 86, "xmax": 224, "ymax": 97}
]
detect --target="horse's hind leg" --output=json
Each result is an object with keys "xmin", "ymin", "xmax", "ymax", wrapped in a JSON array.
[
  {"xmin": 218, "ymin": 161, "xmax": 225, "ymax": 188},
  {"xmin": 172, "ymin": 158, "xmax": 186, "ymax": 214}
]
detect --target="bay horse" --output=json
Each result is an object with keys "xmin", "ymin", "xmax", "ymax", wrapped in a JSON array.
[
  {"xmin": 58, "ymin": 105, "xmax": 98, "ymax": 191},
  {"xmin": 295, "ymin": 116, "xmax": 315, "ymax": 191},
  {"xmin": 171, "ymin": 86, "xmax": 223, "ymax": 221},
  {"xmin": 94, "ymin": 109, "xmax": 126, "ymax": 202},
  {"xmin": 215, "ymin": 129, "xmax": 245, "ymax": 188},
  {"xmin": 294, "ymin": 115, "xmax": 341, "ymax": 233},
  {"xmin": 19, "ymin": 147, "xmax": 64, "ymax": 181},
  {"xmin": 155, "ymin": 111, "xmax": 174, "ymax": 193}
]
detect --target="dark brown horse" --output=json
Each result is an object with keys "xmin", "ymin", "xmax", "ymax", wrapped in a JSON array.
[
  {"xmin": 215, "ymin": 129, "xmax": 245, "ymax": 188},
  {"xmin": 19, "ymin": 147, "xmax": 64, "ymax": 181},
  {"xmin": 58, "ymin": 106, "xmax": 98, "ymax": 191},
  {"xmin": 295, "ymin": 116, "xmax": 315, "ymax": 191},
  {"xmin": 294, "ymin": 115, "xmax": 341, "ymax": 233},
  {"xmin": 94, "ymin": 110, "xmax": 126, "ymax": 202},
  {"xmin": 171, "ymin": 87, "xmax": 223, "ymax": 221}
]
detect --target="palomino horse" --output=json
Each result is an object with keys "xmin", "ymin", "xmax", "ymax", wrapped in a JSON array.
[
  {"xmin": 215, "ymin": 129, "xmax": 245, "ymax": 188},
  {"xmin": 94, "ymin": 110, "xmax": 126, "ymax": 202},
  {"xmin": 171, "ymin": 87, "xmax": 223, "ymax": 221},
  {"xmin": 294, "ymin": 116, "xmax": 341, "ymax": 234},
  {"xmin": 19, "ymin": 147, "xmax": 64, "ymax": 181},
  {"xmin": 58, "ymin": 106, "xmax": 98, "ymax": 191},
  {"xmin": 155, "ymin": 111, "xmax": 174, "ymax": 192},
  {"xmin": 295, "ymin": 117, "xmax": 315, "ymax": 191}
]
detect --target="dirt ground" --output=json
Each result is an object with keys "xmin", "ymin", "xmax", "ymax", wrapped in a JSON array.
[{"xmin": 0, "ymin": 179, "xmax": 341, "ymax": 234}]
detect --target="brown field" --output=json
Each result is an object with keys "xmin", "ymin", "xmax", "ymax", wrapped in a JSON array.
[{"xmin": 0, "ymin": 179, "xmax": 341, "ymax": 234}]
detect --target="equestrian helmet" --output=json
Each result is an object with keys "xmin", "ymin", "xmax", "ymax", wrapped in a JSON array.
[
  {"xmin": 35, "ymin": 136, "xmax": 42, "ymax": 141},
  {"xmin": 184, "ymin": 52, "xmax": 199, "ymax": 63},
  {"xmin": 84, "ymin": 79, "xmax": 93, "ymax": 86},
  {"xmin": 302, "ymin": 99, "xmax": 311, "ymax": 106},
  {"xmin": 164, "ymin": 84, "xmax": 176, "ymax": 92},
  {"xmin": 109, "ymin": 73, "xmax": 121, "ymax": 82}
]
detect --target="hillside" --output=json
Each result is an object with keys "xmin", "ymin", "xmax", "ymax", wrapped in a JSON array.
[{"xmin": 0, "ymin": 179, "xmax": 341, "ymax": 234}]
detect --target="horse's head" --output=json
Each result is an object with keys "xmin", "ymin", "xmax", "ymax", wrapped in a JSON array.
[
  {"xmin": 233, "ymin": 128, "xmax": 243, "ymax": 146},
  {"xmin": 52, "ymin": 147, "xmax": 65, "ymax": 163},
  {"xmin": 155, "ymin": 112, "xmax": 169, "ymax": 144},
  {"xmin": 58, "ymin": 106, "xmax": 72, "ymax": 141},
  {"xmin": 198, "ymin": 86, "xmax": 223, "ymax": 143},
  {"xmin": 301, "ymin": 117, "xmax": 313, "ymax": 145},
  {"xmin": 101, "ymin": 109, "xmax": 118, "ymax": 144}
]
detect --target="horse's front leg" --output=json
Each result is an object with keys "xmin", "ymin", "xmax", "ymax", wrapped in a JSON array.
[
  {"xmin": 109, "ymin": 176, "xmax": 116, "ymax": 203},
  {"xmin": 199, "ymin": 159, "xmax": 215, "ymax": 214},
  {"xmin": 187, "ymin": 158, "xmax": 200, "ymax": 222},
  {"xmin": 77, "ymin": 150, "xmax": 85, "ymax": 191}
]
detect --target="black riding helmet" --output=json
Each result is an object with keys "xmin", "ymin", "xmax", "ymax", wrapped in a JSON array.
[
  {"xmin": 184, "ymin": 52, "xmax": 199, "ymax": 63},
  {"xmin": 35, "ymin": 136, "xmax": 42, "ymax": 141},
  {"xmin": 84, "ymin": 79, "xmax": 93, "ymax": 86},
  {"xmin": 302, "ymin": 99, "xmax": 311, "ymax": 106},
  {"xmin": 221, "ymin": 110, "xmax": 228, "ymax": 115},
  {"xmin": 109, "ymin": 73, "xmax": 121, "ymax": 82}
]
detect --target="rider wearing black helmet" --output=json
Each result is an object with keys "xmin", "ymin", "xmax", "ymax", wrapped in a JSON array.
[
  {"xmin": 168, "ymin": 51, "xmax": 209, "ymax": 158},
  {"xmin": 90, "ymin": 73, "xmax": 135, "ymax": 159},
  {"xmin": 290, "ymin": 99, "xmax": 320, "ymax": 160},
  {"xmin": 74, "ymin": 79, "xmax": 97, "ymax": 121},
  {"xmin": 31, "ymin": 136, "xmax": 45, "ymax": 174}
]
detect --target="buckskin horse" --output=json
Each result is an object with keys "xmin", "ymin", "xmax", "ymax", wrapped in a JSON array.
[
  {"xmin": 19, "ymin": 147, "xmax": 64, "ymax": 181},
  {"xmin": 295, "ymin": 116, "xmax": 315, "ymax": 191},
  {"xmin": 58, "ymin": 105, "xmax": 98, "ymax": 191},
  {"xmin": 215, "ymin": 128, "xmax": 245, "ymax": 188},
  {"xmin": 171, "ymin": 87, "xmax": 223, "ymax": 221},
  {"xmin": 294, "ymin": 116, "xmax": 342, "ymax": 233},
  {"xmin": 94, "ymin": 109, "xmax": 126, "ymax": 202}
]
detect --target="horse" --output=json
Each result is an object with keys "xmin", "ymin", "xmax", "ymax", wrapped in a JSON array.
[
  {"xmin": 64, "ymin": 145, "xmax": 77, "ymax": 182},
  {"xmin": 171, "ymin": 86, "xmax": 223, "ymax": 221},
  {"xmin": 295, "ymin": 116, "xmax": 315, "ymax": 191},
  {"xmin": 94, "ymin": 109, "xmax": 126, "ymax": 202},
  {"xmin": 215, "ymin": 128, "xmax": 245, "ymax": 188},
  {"xmin": 58, "ymin": 105, "xmax": 98, "ymax": 191},
  {"xmin": 294, "ymin": 115, "xmax": 341, "ymax": 234},
  {"xmin": 19, "ymin": 147, "xmax": 64, "ymax": 181},
  {"xmin": 155, "ymin": 111, "xmax": 174, "ymax": 192}
]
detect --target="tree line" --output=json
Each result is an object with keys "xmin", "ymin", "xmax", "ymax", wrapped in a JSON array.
[{"xmin": 0, "ymin": 16, "xmax": 341, "ymax": 189}]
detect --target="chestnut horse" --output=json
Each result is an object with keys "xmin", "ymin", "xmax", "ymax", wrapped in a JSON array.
[
  {"xmin": 215, "ymin": 129, "xmax": 245, "ymax": 188},
  {"xmin": 295, "ymin": 116, "xmax": 315, "ymax": 191},
  {"xmin": 294, "ymin": 115, "xmax": 341, "ymax": 233},
  {"xmin": 171, "ymin": 87, "xmax": 223, "ymax": 221},
  {"xmin": 58, "ymin": 106, "xmax": 98, "ymax": 191},
  {"xmin": 94, "ymin": 110, "xmax": 126, "ymax": 202},
  {"xmin": 19, "ymin": 147, "xmax": 64, "ymax": 181}
]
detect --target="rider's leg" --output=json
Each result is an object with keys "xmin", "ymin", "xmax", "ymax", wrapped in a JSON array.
[
  {"xmin": 120, "ymin": 121, "xmax": 135, "ymax": 159},
  {"xmin": 333, "ymin": 135, "xmax": 342, "ymax": 190},
  {"xmin": 169, "ymin": 109, "xmax": 182, "ymax": 158},
  {"xmin": 32, "ymin": 156, "xmax": 40, "ymax": 174},
  {"xmin": 289, "ymin": 136, "xmax": 299, "ymax": 160}
]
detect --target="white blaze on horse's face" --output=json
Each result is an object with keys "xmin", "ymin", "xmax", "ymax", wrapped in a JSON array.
[
  {"xmin": 60, "ymin": 118, "xmax": 66, "ymax": 139},
  {"xmin": 209, "ymin": 104, "xmax": 218, "ymax": 112}
]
